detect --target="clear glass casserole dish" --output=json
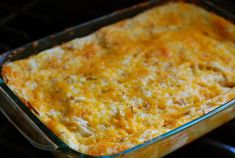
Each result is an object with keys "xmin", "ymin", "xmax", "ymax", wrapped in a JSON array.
[{"xmin": 0, "ymin": 0, "xmax": 235, "ymax": 157}]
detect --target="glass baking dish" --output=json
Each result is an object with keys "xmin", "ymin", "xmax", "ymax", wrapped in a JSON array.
[{"xmin": 0, "ymin": 0, "xmax": 235, "ymax": 157}]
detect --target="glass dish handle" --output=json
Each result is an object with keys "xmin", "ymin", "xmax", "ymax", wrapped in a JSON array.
[{"xmin": 0, "ymin": 82, "xmax": 58, "ymax": 151}]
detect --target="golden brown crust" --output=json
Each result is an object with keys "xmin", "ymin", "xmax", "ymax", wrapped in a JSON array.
[{"xmin": 2, "ymin": 2, "xmax": 235, "ymax": 156}]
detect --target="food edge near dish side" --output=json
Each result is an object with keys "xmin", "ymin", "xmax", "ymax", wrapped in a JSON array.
[{"xmin": 1, "ymin": 1, "xmax": 235, "ymax": 156}]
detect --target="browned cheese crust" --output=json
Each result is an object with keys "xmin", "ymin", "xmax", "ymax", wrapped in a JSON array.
[{"xmin": 2, "ymin": 2, "xmax": 235, "ymax": 156}]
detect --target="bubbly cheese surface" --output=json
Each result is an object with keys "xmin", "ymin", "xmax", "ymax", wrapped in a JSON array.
[{"xmin": 2, "ymin": 2, "xmax": 235, "ymax": 156}]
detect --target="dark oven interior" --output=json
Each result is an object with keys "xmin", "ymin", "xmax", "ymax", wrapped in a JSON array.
[{"xmin": 0, "ymin": 0, "xmax": 234, "ymax": 157}]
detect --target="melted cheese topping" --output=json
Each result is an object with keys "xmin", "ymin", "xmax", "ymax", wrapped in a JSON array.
[{"xmin": 2, "ymin": 2, "xmax": 235, "ymax": 156}]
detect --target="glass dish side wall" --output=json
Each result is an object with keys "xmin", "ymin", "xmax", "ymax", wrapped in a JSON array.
[
  {"xmin": 0, "ymin": 0, "xmax": 235, "ymax": 158},
  {"xmin": 117, "ymin": 101, "xmax": 235, "ymax": 158},
  {"xmin": 0, "ymin": 83, "xmax": 58, "ymax": 151}
]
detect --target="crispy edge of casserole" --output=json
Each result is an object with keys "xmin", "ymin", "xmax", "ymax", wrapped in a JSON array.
[{"xmin": 2, "ymin": 2, "xmax": 235, "ymax": 156}]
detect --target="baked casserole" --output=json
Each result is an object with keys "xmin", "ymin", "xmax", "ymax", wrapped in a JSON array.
[{"xmin": 2, "ymin": 2, "xmax": 235, "ymax": 156}]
